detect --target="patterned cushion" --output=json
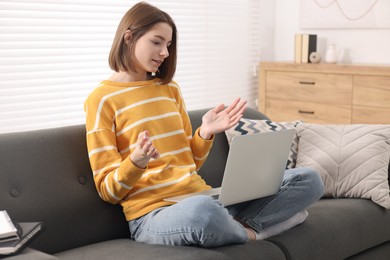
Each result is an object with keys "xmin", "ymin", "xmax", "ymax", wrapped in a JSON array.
[
  {"xmin": 225, "ymin": 118, "xmax": 302, "ymax": 169},
  {"xmin": 296, "ymin": 123, "xmax": 390, "ymax": 209}
]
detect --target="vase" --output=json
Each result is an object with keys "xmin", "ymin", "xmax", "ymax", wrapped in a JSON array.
[{"xmin": 325, "ymin": 44, "xmax": 338, "ymax": 63}]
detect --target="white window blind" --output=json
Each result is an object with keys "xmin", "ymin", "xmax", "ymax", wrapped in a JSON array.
[{"xmin": 0, "ymin": 0, "xmax": 261, "ymax": 134}]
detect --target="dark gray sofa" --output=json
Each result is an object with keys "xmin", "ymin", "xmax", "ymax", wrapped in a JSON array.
[{"xmin": 1, "ymin": 108, "xmax": 389, "ymax": 260}]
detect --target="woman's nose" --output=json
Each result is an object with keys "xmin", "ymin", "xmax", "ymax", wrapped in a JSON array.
[{"xmin": 161, "ymin": 46, "xmax": 169, "ymax": 58}]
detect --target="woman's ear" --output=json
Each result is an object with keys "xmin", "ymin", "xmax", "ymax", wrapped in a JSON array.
[{"xmin": 124, "ymin": 30, "xmax": 132, "ymax": 45}]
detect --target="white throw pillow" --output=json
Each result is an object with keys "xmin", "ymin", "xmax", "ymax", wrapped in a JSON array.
[
  {"xmin": 225, "ymin": 118, "xmax": 301, "ymax": 169},
  {"xmin": 296, "ymin": 123, "xmax": 390, "ymax": 209}
]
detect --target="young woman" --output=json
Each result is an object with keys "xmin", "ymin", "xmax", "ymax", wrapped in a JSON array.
[{"xmin": 84, "ymin": 2, "xmax": 324, "ymax": 247}]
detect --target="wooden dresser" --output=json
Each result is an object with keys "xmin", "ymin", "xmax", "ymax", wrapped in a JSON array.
[{"xmin": 259, "ymin": 62, "xmax": 390, "ymax": 124}]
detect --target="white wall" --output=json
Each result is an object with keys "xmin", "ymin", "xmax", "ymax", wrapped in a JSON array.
[
  {"xmin": 267, "ymin": 0, "xmax": 390, "ymax": 64},
  {"xmin": 258, "ymin": 0, "xmax": 275, "ymax": 61}
]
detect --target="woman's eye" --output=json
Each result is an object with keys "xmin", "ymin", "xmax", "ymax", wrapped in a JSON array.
[{"xmin": 152, "ymin": 41, "xmax": 160, "ymax": 45}]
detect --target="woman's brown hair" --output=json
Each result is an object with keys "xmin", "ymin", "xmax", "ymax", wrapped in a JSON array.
[{"xmin": 108, "ymin": 2, "xmax": 177, "ymax": 84}]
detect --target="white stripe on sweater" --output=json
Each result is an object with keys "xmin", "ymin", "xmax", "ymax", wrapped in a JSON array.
[
  {"xmin": 125, "ymin": 171, "xmax": 196, "ymax": 199},
  {"xmin": 115, "ymin": 97, "xmax": 175, "ymax": 117},
  {"xmin": 119, "ymin": 129, "xmax": 185, "ymax": 154},
  {"xmin": 194, "ymin": 152, "xmax": 210, "ymax": 161},
  {"xmin": 142, "ymin": 164, "xmax": 196, "ymax": 178},
  {"xmin": 169, "ymin": 82, "xmax": 187, "ymax": 112},
  {"xmin": 126, "ymin": 147, "xmax": 191, "ymax": 165},
  {"xmin": 104, "ymin": 176, "xmax": 121, "ymax": 201},
  {"xmin": 93, "ymin": 163, "xmax": 121, "ymax": 176},
  {"xmin": 116, "ymin": 112, "xmax": 180, "ymax": 137},
  {"xmin": 89, "ymin": 145, "xmax": 117, "ymax": 157},
  {"xmin": 158, "ymin": 147, "xmax": 191, "ymax": 158},
  {"xmin": 93, "ymin": 87, "xmax": 141, "ymax": 130},
  {"xmin": 87, "ymin": 128, "xmax": 107, "ymax": 136},
  {"xmin": 114, "ymin": 169, "xmax": 133, "ymax": 190}
]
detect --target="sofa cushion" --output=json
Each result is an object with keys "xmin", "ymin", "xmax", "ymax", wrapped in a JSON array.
[
  {"xmin": 4, "ymin": 248, "xmax": 59, "ymax": 260},
  {"xmin": 267, "ymin": 198, "xmax": 390, "ymax": 260},
  {"xmin": 225, "ymin": 119, "xmax": 301, "ymax": 169},
  {"xmin": 347, "ymin": 241, "xmax": 390, "ymax": 259},
  {"xmin": 296, "ymin": 123, "xmax": 390, "ymax": 209},
  {"xmin": 55, "ymin": 238, "xmax": 286, "ymax": 260}
]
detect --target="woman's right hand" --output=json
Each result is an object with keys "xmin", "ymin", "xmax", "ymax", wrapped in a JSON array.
[{"xmin": 130, "ymin": 131, "xmax": 160, "ymax": 169}]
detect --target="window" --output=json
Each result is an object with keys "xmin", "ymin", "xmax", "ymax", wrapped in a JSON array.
[{"xmin": 0, "ymin": 0, "xmax": 261, "ymax": 133}]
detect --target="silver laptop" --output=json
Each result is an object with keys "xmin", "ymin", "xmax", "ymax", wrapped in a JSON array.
[{"xmin": 164, "ymin": 129, "xmax": 295, "ymax": 206}]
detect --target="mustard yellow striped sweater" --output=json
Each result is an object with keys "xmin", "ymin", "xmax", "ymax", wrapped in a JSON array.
[{"xmin": 84, "ymin": 78, "xmax": 213, "ymax": 221}]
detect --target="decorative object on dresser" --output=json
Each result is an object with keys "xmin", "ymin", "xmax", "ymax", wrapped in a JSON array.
[
  {"xmin": 258, "ymin": 62, "xmax": 390, "ymax": 124},
  {"xmin": 294, "ymin": 34, "xmax": 317, "ymax": 64},
  {"xmin": 325, "ymin": 44, "xmax": 338, "ymax": 63},
  {"xmin": 309, "ymin": 52, "xmax": 321, "ymax": 63}
]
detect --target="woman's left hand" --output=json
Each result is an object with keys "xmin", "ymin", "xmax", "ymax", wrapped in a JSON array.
[{"xmin": 199, "ymin": 98, "xmax": 247, "ymax": 140}]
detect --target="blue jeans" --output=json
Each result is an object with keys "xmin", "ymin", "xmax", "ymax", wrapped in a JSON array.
[{"xmin": 128, "ymin": 167, "xmax": 324, "ymax": 247}]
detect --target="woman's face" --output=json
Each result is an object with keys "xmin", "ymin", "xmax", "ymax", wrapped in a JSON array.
[{"xmin": 133, "ymin": 22, "xmax": 172, "ymax": 74}]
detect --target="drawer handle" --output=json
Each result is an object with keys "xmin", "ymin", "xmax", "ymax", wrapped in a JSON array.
[
  {"xmin": 299, "ymin": 81, "xmax": 315, "ymax": 85},
  {"xmin": 298, "ymin": 110, "xmax": 315, "ymax": 115}
]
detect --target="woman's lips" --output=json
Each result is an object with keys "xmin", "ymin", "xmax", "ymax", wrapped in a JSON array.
[{"xmin": 152, "ymin": 59, "xmax": 163, "ymax": 66}]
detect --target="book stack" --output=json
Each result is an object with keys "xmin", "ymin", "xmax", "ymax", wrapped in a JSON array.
[
  {"xmin": 294, "ymin": 34, "xmax": 317, "ymax": 63},
  {"xmin": 0, "ymin": 210, "xmax": 43, "ymax": 256}
]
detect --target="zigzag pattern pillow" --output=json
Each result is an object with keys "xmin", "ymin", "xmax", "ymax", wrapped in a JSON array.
[
  {"xmin": 296, "ymin": 123, "xmax": 390, "ymax": 209},
  {"xmin": 225, "ymin": 118, "xmax": 302, "ymax": 169}
]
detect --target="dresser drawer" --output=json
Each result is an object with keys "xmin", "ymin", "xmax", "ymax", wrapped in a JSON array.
[
  {"xmin": 265, "ymin": 99, "xmax": 351, "ymax": 124},
  {"xmin": 266, "ymin": 71, "xmax": 353, "ymax": 104},
  {"xmin": 353, "ymin": 75, "xmax": 390, "ymax": 109},
  {"xmin": 353, "ymin": 106, "xmax": 390, "ymax": 124}
]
